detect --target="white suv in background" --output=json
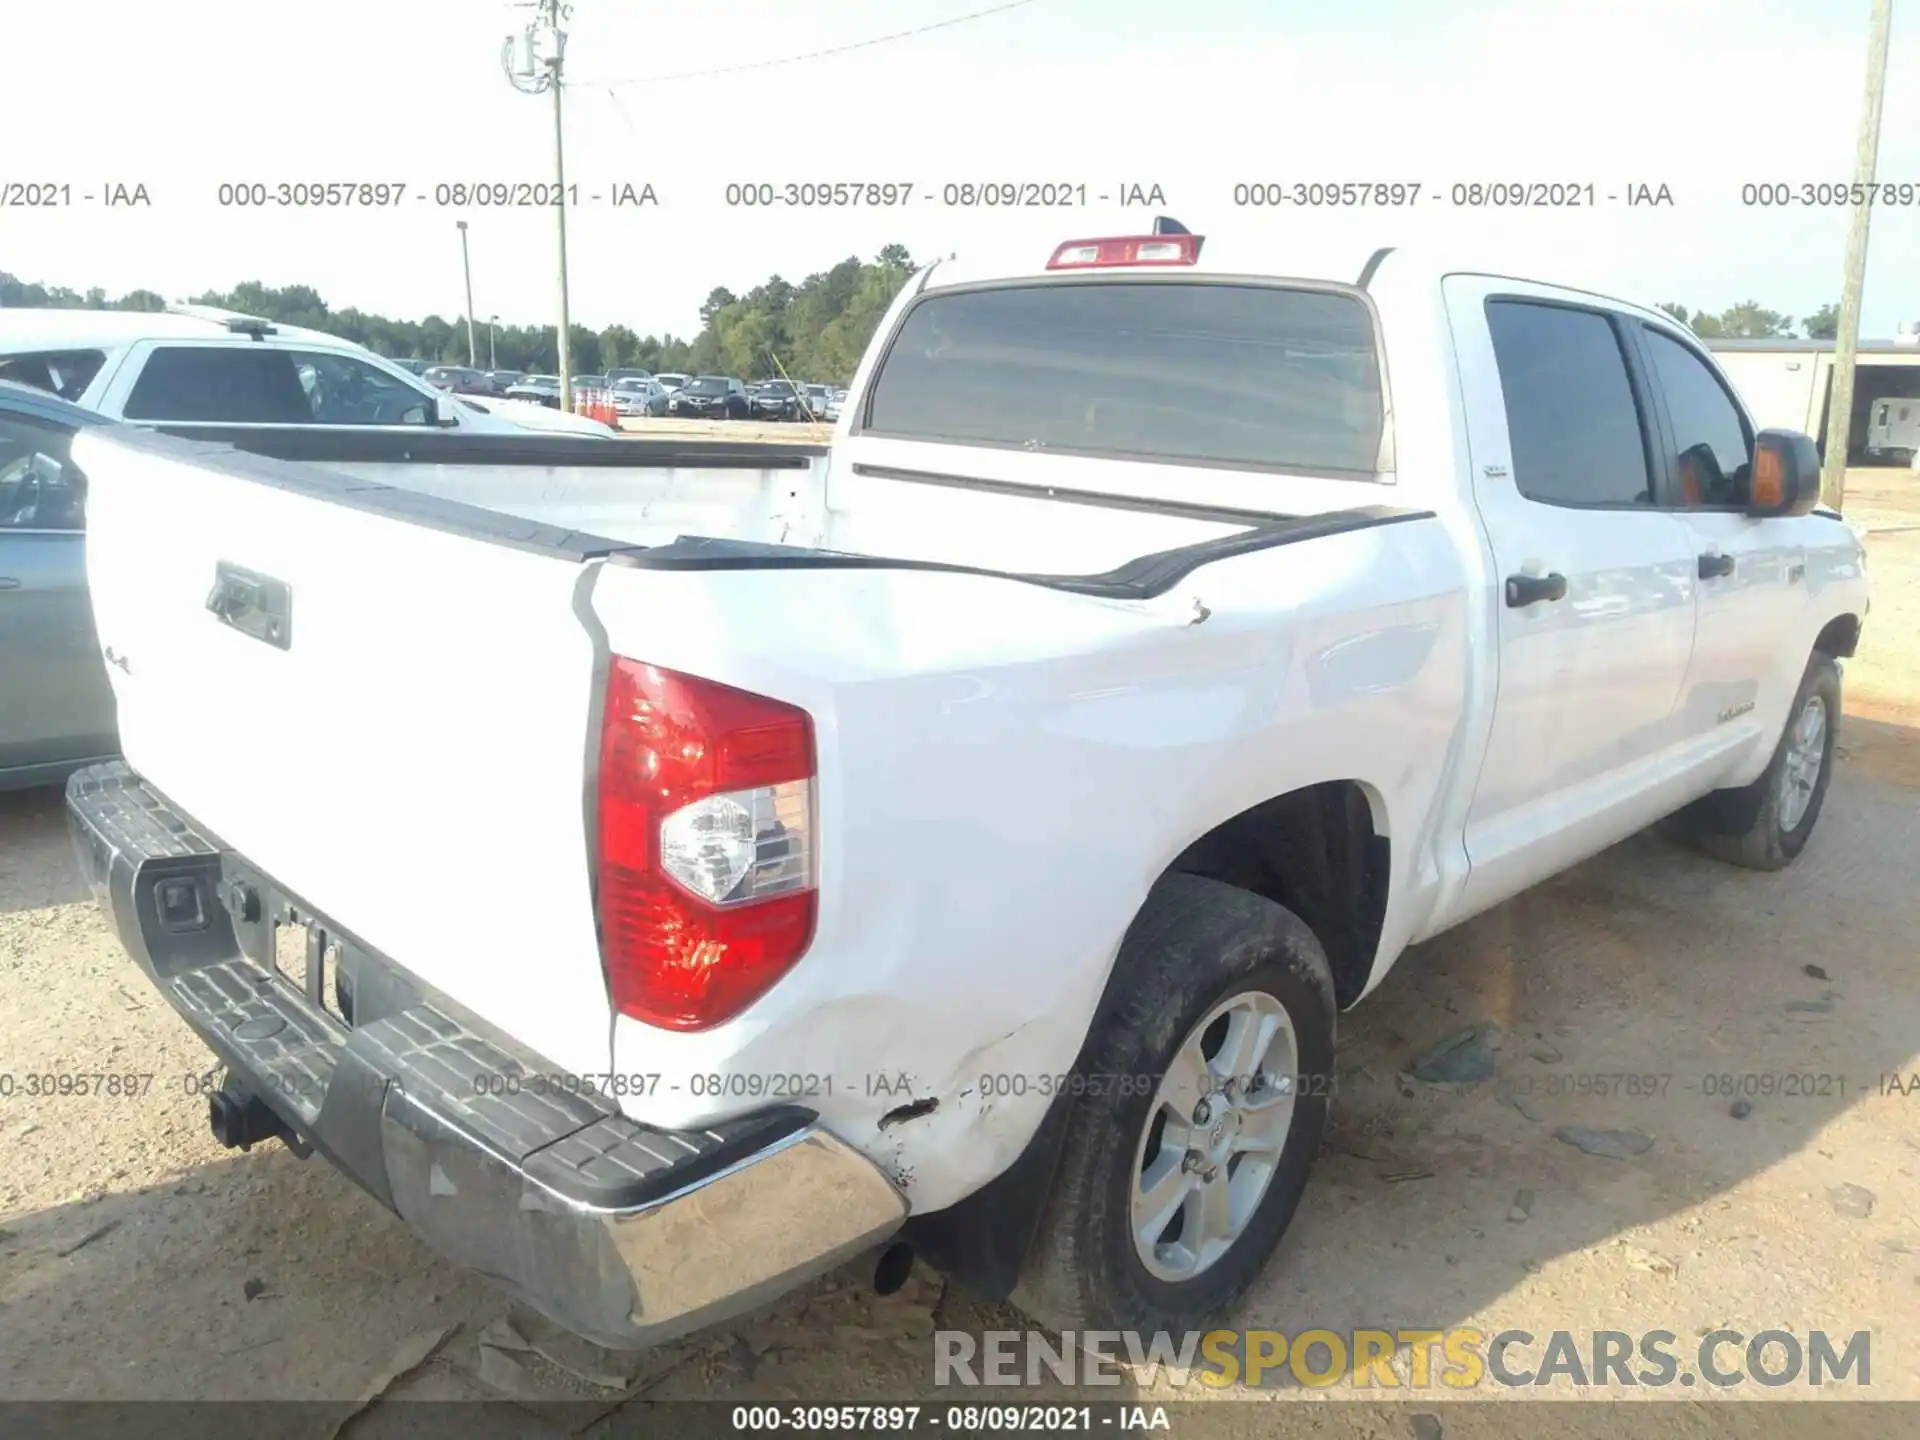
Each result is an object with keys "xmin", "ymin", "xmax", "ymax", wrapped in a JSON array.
[{"xmin": 0, "ymin": 307, "xmax": 617, "ymax": 437}]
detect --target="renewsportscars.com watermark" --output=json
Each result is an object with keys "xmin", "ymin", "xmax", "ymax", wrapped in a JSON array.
[{"xmin": 934, "ymin": 1328, "xmax": 1872, "ymax": 1390}]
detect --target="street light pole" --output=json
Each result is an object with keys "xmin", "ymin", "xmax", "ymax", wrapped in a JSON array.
[
  {"xmin": 457, "ymin": 221, "xmax": 478, "ymax": 368},
  {"xmin": 489, "ymin": 315, "xmax": 499, "ymax": 370},
  {"xmin": 549, "ymin": 25, "xmax": 574, "ymax": 415},
  {"xmin": 1819, "ymin": 0, "xmax": 1895, "ymax": 513}
]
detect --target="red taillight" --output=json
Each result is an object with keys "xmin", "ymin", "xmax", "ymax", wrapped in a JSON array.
[
  {"xmin": 1047, "ymin": 234, "xmax": 1203, "ymax": 269},
  {"xmin": 596, "ymin": 658, "xmax": 818, "ymax": 1031}
]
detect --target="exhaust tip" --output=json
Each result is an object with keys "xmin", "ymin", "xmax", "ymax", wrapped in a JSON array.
[{"xmin": 873, "ymin": 1240, "xmax": 915, "ymax": 1296}]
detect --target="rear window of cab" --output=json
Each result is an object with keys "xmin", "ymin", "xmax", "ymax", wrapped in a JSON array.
[{"xmin": 860, "ymin": 281, "xmax": 1385, "ymax": 476}]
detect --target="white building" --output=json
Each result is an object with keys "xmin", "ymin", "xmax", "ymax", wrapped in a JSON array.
[{"xmin": 1709, "ymin": 330, "xmax": 1920, "ymax": 468}]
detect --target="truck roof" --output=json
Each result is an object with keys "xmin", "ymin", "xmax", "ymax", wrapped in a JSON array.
[
  {"xmin": 915, "ymin": 235, "xmax": 1684, "ymax": 331},
  {"xmin": 918, "ymin": 234, "xmax": 1387, "ymax": 293},
  {"xmin": 0, "ymin": 307, "xmax": 347, "ymax": 350}
]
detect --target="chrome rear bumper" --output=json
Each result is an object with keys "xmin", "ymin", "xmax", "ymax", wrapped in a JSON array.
[{"xmin": 67, "ymin": 760, "xmax": 906, "ymax": 1349}]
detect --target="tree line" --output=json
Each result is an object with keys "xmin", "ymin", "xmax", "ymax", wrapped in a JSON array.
[
  {"xmin": 1657, "ymin": 300, "xmax": 1840, "ymax": 340},
  {"xmin": 0, "ymin": 259, "xmax": 1845, "ymax": 375},
  {"xmin": 0, "ymin": 244, "xmax": 920, "ymax": 384}
]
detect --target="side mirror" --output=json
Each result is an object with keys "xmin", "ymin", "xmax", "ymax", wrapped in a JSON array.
[
  {"xmin": 432, "ymin": 392, "xmax": 459, "ymax": 427},
  {"xmin": 1748, "ymin": 429, "xmax": 1821, "ymax": 517}
]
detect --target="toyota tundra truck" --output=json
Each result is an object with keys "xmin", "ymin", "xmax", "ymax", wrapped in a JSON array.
[{"xmin": 66, "ymin": 224, "xmax": 1869, "ymax": 1350}]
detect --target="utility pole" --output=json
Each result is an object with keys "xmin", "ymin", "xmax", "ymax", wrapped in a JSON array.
[
  {"xmin": 457, "ymin": 221, "xmax": 478, "ymax": 368},
  {"xmin": 506, "ymin": 0, "xmax": 575, "ymax": 412},
  {"xmin": 1820, "ymin": 0, "xmax": 1894, "ymax": 512},
  {"xmin": 489, "ymin": 315, "xmax": 499, "ymax": 370}
]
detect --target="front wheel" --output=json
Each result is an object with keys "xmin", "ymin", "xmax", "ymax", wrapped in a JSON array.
[
  {"xmin": 1668, "ymin": 652, "xmax": 1841, "ymax": 871},
  {"xmin": 1012, "ymin": 874, "xmax": 1335, "ymax": 1335}
]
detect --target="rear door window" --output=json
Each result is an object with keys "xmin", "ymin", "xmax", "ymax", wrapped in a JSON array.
[
  {"xmin": 1484, "ymin": 300, "xmax": 1653, "ymax": 507},
  {"xmin": 124, "ymin": 346, "xmax": 313, "ymax": 423},
  {"xmin": 862, "ymin": 281, "xmax": 1386, "ymax": 475}
]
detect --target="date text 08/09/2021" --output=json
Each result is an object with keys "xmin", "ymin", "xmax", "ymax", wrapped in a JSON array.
[
  {"xmin": 8, "ymin": 177, "xmax": 1920, "ymax": 209},
  {"xmin": 726, "ymin": 1405, "xmax": 1169, "ymax": 1433},
  {"xmin": 4, "ymin": 1070, "xmax": 1908, "ymax": 1104},
  {"xmin": 4, "ymin": 1069, "xmax": 1910, "ymax": 1102},
  {"xmin": 458, "ymin": 1069, "xmax": 1341, "ymax": 1104}
]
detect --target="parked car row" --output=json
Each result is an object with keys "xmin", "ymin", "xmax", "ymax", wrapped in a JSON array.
[
  {"xmin": 398, "ymin": 363, "xmax": 851, "ymax": 422},
  {"xmin": 663, "ymin": 375, "xmax": 847, "ymax": 422},
  {"xmin": 487, "ymin": 372, "xmax": 672, "ymax": 418},
  {"xmin": 420, "ymin": 365, "xmax": 538, "ymax": 399}
]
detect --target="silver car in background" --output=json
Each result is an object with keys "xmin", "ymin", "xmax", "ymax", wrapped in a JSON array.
[
  {"xmin": 0, "ymin": 381, "xmax": 118, "ymax": 790},
  {"xmin": 503, "ymin": 374, "xmax": 563, "ymax": 408},
  {"xmin": 612, "ymin": 377, "xmax": 670, "ymax": 418}
]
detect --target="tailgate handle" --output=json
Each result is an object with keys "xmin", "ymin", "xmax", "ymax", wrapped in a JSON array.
[{"xmin": 206, "ymin": 562, "xmax": 292, "ymax": 650}]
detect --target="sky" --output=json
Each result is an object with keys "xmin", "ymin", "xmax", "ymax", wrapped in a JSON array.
[{"xmin": 5, "ymin": 0, "xmax": 1916, "ymax": 339}]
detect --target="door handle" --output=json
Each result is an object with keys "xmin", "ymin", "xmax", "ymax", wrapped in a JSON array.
[
  {"xmin": 1698, "ymin": 552, "xmax": 1735, "ymax": 580},
  {"xmin": 0, "ymin": 577, "xmax": 21, "ymax": 590},
  {"xmin": 1504, "ymin": 572, "xmax": 1567, "ymax": 608}
]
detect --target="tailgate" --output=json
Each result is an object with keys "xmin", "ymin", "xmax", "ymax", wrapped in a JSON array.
[{"xmin": 72, "ymin": 427, "xmax": 618, "ymax": 1077}]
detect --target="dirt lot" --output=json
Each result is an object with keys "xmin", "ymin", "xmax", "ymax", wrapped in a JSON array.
[{"xmin": 1, "ymin": 469, "xmax": 1915, "ymax": 1431}]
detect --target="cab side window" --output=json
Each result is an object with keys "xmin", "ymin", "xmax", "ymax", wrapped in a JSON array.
[
  {"xmin": 1642, "ymin": 329, "xmax": 1753, "ymax": 509},
  {"xmin": 289, "ymin": 352, "xmax": 434, "ymax": 426},
  {"xmin": 0, "ymin": 418, "xmax": 88, "ymax": 531}
]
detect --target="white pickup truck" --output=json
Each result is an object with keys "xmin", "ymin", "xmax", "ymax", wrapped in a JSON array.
[
  {"xmin": 68, "ymin": 226, "xmax": 1869, "ymax": 1350},
  {"xmin": 0, "ymin": 306, "xmax": 615, "ymax": 438}
]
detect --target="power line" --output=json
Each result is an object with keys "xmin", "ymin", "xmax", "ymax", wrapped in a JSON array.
[{"xmin": 575, "ymin": 0, "xmax": 1039, "ymax": 88}]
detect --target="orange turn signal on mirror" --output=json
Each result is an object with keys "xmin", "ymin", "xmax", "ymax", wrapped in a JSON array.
[{"xmin": 1752, "ymin": 444, "xmax": 1785, "ymax": 509}]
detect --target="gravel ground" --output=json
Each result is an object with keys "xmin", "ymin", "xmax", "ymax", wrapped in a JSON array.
[{"xmin": 0, "ymin": 470, "xmax": 1914, "ymax": 1432}]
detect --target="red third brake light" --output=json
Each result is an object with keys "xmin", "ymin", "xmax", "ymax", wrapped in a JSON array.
[
  {"xmin": 596, "ymin": 658, "xmax": 818, "ymax": 1031},
  {"xmin": 1047, "ymin": 233, "xmax": 1203, "ymax": 270}
]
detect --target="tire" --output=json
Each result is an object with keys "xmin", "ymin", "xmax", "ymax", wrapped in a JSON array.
[
  {"xmin": 1668, "ymin": 652, "xmax": 1841, "ymax": 871},
  {"xmin": 1011, "ymin": 874, "xmax": 1336, "ymax": 1335}
]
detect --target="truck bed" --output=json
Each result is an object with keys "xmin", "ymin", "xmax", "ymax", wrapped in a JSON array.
[
  {"xmin": 153, "ymin": 427, "xmax": 832, "ymax": 554},
  {"xmin": 72, "ymin": 421, "xmax": 1462, "ymax": 1212},
  {"xmin": 149, "ymin": 424, "xmax": 1428, "ymax": 595}
]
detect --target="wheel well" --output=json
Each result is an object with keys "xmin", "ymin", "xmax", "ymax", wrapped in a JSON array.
[
  {"xmin": 1814, "ymin": 613, "xmax": 1862, "ymax": 659},
  {"xmin": 1164, "ymin": 781, "xmax": 1389, "ymax": 1010},
  {"xmin": 902, "ymin": 780, "xmax": 1390, "ymax": 1303}
]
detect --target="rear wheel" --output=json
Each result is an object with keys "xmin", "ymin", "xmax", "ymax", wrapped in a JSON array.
[
  {"xmin": 1667, "ymin": 652, "xmax": 1841, "ymax": 871},
  {"xmin": 1012, "ymin": 874, "xmax": 1335, "ymax": 1334}
]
